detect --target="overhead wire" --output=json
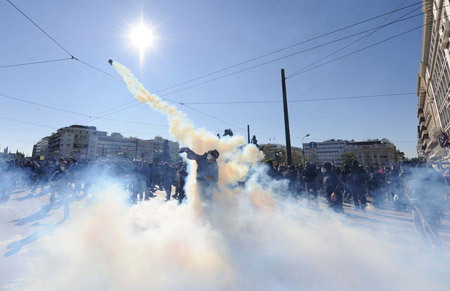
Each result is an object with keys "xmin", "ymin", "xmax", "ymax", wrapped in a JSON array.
[
  {"xmin": 286, "ymin": 1, "xmax": 420, "ymax": 115},
  {"xmin": 5, "ymin": 0, "xmax": 74, "ymax": 57},
  {"xmin": 74, "ymin": 100, "xmax": 137, "ymax": 124},
  {"xmin": 77, "ymin": 2, "xmax": 424, "ymax": 123},
  {"xmin": 79, "ymin": 15, "xmax": 424, "ymax": 124},
  {"xmin": 285, "ymin": 25, "xmax": 423, "ymax": 79},
  {"xmin": 0, "ymin": 116, "xmax": 56, "ymax": 129},
  {"xmin": 181, "ymin": 104, "xmax": 246, "ymax": 130},
  {"xmin": 139, "ymin": 14, "xmax": 424, "ymax": 96},
  {"xmin": 6, "ymin": 0, "xmax": 423, "ymax": 130},
  {"xmin": 0, "ymin": 89, "xmax": 423, "ymax": 150},
  {"xmin": 0, "ymin": 135, "xmax": 34, "ymax": 144},
  {"xmin": 81, "ymin": 22, "xmax": 423, "ymax": 121},
  {"xmin": 5, "ymin": 0, "xmax": 422, "ymax": 102},
  {"xmin": 176, "ymin": 92, "xmax": 416, "ymax": 105},
  {"xmin": 78, "ymin": 99, "xmax": 245, "ymax": 132},
  {"xmin": 0, "ymin": 92, "xmax": 169, "ymax": 128},
  {"xmin": 4, "ymin": 0, "xmax": 425, "ymax": 147},
  {"xmin": 79, "ymin": 17, "xmax": 421, "ymax": 132},
  {"xmin": 286, "ymin": 3, "xmax": 449, "ymax": 81},
  {"xmin": 0, "ymin": 93, "xmax": 94, "ymax": 118},
  {"xmin": 286, "ymin": 5, "xmax": 450, "ymax": 79},
  {"xmin": 5, "ymin": 0, "xmax": 121, "ymax": 82},
  {"xmin": 148, "ymin": 1, "xmax": 423, "ymax": 94},
  {"xmin": 286, "ymin": 5, "xmax": 424, "ymax": 78},
  {"xmin": 0, "ymin": 57, "xmax": 74, "ymax": 69},
  {"xmin": 2, "ymin": 90, "xmax": 418, "ymax": 137},
  {"xmin": 73, "ymin": 58, "xmax": 122, "ymax": 81}
]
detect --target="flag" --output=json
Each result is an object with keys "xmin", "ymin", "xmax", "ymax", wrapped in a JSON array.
[{"xmin": 439, "ymin": 131, "xmax": 450, "ymax": 148}]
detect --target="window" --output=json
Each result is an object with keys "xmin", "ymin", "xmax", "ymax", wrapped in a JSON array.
[{"xmin": 443, "ymin": 65, "xmax": 450, "ymax": 94}]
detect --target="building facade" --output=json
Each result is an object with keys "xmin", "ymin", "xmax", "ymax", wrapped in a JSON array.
[
  {"xmin": 32, "ymin": 125, "xmax": 179, "ymax": 162},
  {"xmin": 32, "ymin": 136, "xmax": 50, "ymax": 159},
  {"xmin": 303, "ymin": 139, "xmax": 347, "ymax": 166},
  {"xmin": 303, "ymin": 139, "xmax": 398, "ymax": 168},
  {"xmin": 345, "ymin": 140, "xmax": 397, "ymax": 168},
  {"xmin": 261, "ymin": 144, "xmax": 303, "ymax": 165},
  {"xmin": 97, "ymin": 132, "xmax": 137, "ymax": 159},
  {"xmin": 96, "ymin": 133, "xmax": 179, "ymax": 162},
  {"xmin": 417, "ymin": 0, "xmax": 450, "ymax": 161},
  {"xmin": 43, "ymin": 125, "xmax": 98, "ymax": 160}
]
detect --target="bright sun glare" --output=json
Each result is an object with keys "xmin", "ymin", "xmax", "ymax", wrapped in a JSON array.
[{"xmin": 128, "ymin": 22, "xmax": 156, "ymax": 62}]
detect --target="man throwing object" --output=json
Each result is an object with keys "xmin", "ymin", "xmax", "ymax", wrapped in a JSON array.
[{"xmin": 179, "ymin": 147, "xmax": 219, "ymax": 202}]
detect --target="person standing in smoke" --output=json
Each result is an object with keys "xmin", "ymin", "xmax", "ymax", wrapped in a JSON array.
[
  {"xmin": 340, "ymin": 164, "xmax": 352, "ymax": 203},
  {"xmin": 321, "ymin": 162, "xmax": 343, "ymax": 212},
  {"xmin": 349, "ymin": 160, "xmax": 368, "ymax": 211},
  {"xmin": 368, "ymin": 167, "xmax": 384, "ymax": 206},
  {"xmin": 303, "ymin": 162, "xmax": 319, "ymax": 207},
  {"xmin": 49, "ymin": 161, "xmax": 70, "ymax": 204},
  {"xmin": 30, "ymin": 160, "xmax": 42, "ymax": 193},
  {"xmin": 175, "ymin": 163, "xmax": 188, "ymax": 204},
  {"xmin": 179, "ymin": 147, "xmax": 219, "ymax": 202},
  {"xmin": 408, "ymin": 165, "xmax": 446, "ymax": 248},
  {"xmin": 265, "ymin": 160, "xmax": 281, "ymax": 180},
  {"xmin": 386, "ymin": 165, "xmax": 401, "ymax": 206},
  {"xmin": 162, "ymin": 162, "xmax": 176, "ymax": 201},
  {"xmin": 282, "ymin": 165, "xmax": 298, "ymax": 197}
]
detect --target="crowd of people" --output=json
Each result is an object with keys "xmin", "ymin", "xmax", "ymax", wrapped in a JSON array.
[
  {"xmin": 0, "ymin": 146, "xmax": 222, "ymax": 207},
  {"xmin": 266, "ymin": 159, "xmax": 449, "ymax": 247},
  {"xmin": 1, "ymin": 153, "xmax": 449, "ymax": 247},
  {"xmin": 1, "ymin": 149, "xmax": 449, "ymax": 248},
  {"xmin": 267, "ymin": 160, "xmax": 448, "ymax": 212},
  {"xmin": 0, "ymin": 158, "xmax": 189, "ymax": 205}
]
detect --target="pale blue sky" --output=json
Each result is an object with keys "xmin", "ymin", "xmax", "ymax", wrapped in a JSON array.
[{"xmin": 1, "ymin": 0, "xmax": 423, "ymax": 157}]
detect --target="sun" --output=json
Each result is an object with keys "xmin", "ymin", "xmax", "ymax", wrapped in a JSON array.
[{"xmin": 128, "ymin": 21, "xmax": 156, "ymax": 62}]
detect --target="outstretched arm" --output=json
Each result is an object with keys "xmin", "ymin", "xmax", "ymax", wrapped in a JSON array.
[{"xmin": 179, "ymin": 147, "xmax": 202, "ymax": 161}]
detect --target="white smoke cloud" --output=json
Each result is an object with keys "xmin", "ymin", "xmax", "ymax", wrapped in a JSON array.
[
  {"xmin": 111, "ymin": 60, "xmax": 263, "ymax": 211},
  {"xmin": 22, "ymin": 62, "xmax": 450, "ymax": 290},
  {"xmin": 32, "ymin": 180, "xmax": 450, "ymax": 291}
]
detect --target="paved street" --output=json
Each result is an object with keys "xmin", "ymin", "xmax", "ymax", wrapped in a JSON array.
[{"xmin": 1, "ymin": 186, "xmax": 449, "ymax": 290}]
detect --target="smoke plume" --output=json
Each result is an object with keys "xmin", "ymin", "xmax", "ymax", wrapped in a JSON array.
[{"xmin": 18, "ymin": 62, "xmax": 450, "ymax": 290}]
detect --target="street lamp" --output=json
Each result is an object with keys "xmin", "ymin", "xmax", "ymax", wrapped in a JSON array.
[{"xmin": 302, "ymin": 134, "xmax": 310, "ymax": 166}]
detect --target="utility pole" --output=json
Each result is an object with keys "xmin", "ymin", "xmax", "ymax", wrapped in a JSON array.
[
  {"xmin": 281, "ymin": 69, "xmax": 292, "ymax": 165},
  {"xmin": 247, "ymin": 125, "xmax": 250, "ymax": 144}
]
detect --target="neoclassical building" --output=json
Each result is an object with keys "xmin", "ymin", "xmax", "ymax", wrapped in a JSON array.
[{"xmin": 417, "ymin": 0, "xmax": 450, "ymax": 161}]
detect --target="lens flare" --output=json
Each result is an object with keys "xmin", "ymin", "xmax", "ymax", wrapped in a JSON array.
[{"xmin": 128, "ymin": 22, "xmax": 156, "ymax": 63}]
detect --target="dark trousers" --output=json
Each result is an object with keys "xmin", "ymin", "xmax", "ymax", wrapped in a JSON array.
[
  {"xmin": 352, "ymin": 185, "xmax": 367, "ymax": 209},
  {"xmin": 164, "ymin": 182, "xmax": 172, "ymax": 200}
]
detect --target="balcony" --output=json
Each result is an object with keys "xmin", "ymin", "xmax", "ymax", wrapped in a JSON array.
[
  {"xmin": 419, "ymin": 123, "xmax": 427, "ymax": 132},
  {"xmin": 418, "ymin": 109, "xmax": 425, "ymax": 118},
  {"xmin": 422, "ymin": 143, "xmax": 427, "ymax": 151},
  {"xmin": 419, "ymin": 111, "xmax": 425, "ymax": 122},
  {"xmin": 418, "ymin": 89, "xmax": 426, "ymax": 109},
  {"xmin": 427, "ymin": 139, "xmax": 438, "ymax": 149}
]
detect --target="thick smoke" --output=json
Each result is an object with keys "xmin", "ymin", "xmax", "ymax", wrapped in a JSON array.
[
  {"xmin": 9, "ymin": 62, "xmax": 450, "ymax": 290},
  {"xmin": 0, "ymin": 160, "xmax": 40, "ymax": 204},
  {"xmin": 31, "ymin": 173, "xmax": 450, "ymax": 291},
  {"xmin": 110, "ymin": 61, "xmax": 264, "ymax": 213}
]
